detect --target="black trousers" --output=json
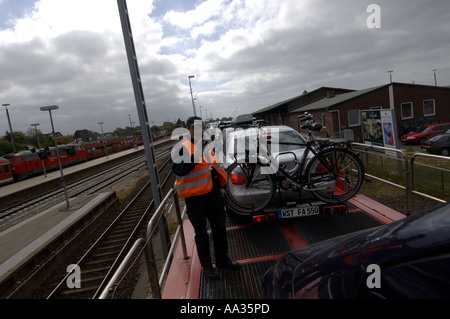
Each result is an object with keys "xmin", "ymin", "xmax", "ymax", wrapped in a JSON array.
[{"xmin": 185, "ymin": 187, "xmax": 229, "ymax": 269}]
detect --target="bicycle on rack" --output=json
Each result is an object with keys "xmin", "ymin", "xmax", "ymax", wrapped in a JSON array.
[{"xmin": 225, "ymin": 112, "xmax": 365, "ymax": 214}]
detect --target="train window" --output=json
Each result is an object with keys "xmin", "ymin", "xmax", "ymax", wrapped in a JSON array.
[
  {"xmin": 66, "ymin": 147, "xmax": 76, "ymax": 156},
  {"xmin": 2, "ymin": 164, "xmax": 10, "ymax": 174},
  {"xmin": 24, "ymin": 153, "xmax": 39, "ymax": 161}
]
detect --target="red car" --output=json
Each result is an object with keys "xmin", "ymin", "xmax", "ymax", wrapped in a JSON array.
[{"xmin": 401, "ymin": 122, "xmax": 450, "ymax": 144}]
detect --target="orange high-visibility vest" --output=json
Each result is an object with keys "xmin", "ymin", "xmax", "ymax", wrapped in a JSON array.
[{"xmin": 176, "ymin": 140, "xmax": 227, "ymax": 198}]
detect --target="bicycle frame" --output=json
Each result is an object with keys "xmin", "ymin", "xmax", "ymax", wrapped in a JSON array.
[
  {"xmin": 271, "ymin": 127, "xmax": 342, "ymax": 191},
  {"xmin": 231, "ymin": 111, "xmax": 349, "ymax": 188}
]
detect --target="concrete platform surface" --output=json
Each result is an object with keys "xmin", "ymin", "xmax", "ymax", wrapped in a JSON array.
[{"xmin": 0, "ymin": 192, "xmax": 112, "ymax": 283}]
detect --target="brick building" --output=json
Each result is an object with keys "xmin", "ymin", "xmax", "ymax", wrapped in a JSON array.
[
  {"xmin": 253, "ymin": 87, "xmax": 353, "ymax": 127},
  {"xmin": 253, "ymin": 83, "xmax": 450, "ymax": 143}
]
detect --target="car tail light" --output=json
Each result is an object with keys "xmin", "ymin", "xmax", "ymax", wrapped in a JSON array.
[
  {"xmin": 322, "ymin": 205, "xmax": 347, "ymax": 215},
  {"xmin": 253, "ymin": 213, "xmax": 277, "ymax": 224},
  {"xmin": 230, "ymin": 174, "xmax": 247, "ymax": 185}
]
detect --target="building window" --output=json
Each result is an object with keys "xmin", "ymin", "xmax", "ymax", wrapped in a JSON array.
[
  {"xmin": 321, "ymin": 113, "xmax": 326, "ymax": 128},
  {"xmin": 401, "ymin": 102, "xmax": 413, "ymax": 119},
  {"xmin": 370, "ymin": 106, "xmax": 382, "ymax": 109},
  {"xmin": 423, "ymin": 99, "xmax": 436, "ymax": 117},
  {"xmin": 348, "ymin": 110, "xmax": 360, "ymax": 127}
]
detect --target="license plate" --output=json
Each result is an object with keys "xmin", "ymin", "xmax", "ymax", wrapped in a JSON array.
[{"xmin": 277, "ymin": 205, "xmax": 320, "ymax": 219}]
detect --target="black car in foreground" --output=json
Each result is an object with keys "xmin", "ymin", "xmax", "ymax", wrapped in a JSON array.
[{"xmin": 262, "ymin": 202, "xmax": 450, "ymax": 299}]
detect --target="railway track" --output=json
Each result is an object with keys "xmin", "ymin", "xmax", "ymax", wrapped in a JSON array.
[
  {"xmin": 43, "ymin": 154, "xmax": 174, "ymax": 299},
  {"xmin": 0, "ymin": 142, "xmax": 174, "ymax": 232},
  {"xmin": 1, "ymin": 140, "xmax": 176, "ymax": 299}
]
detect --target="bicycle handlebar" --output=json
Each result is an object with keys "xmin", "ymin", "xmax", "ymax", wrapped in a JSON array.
[{"xmin": 298, "ymin": 112, "xmax": 313, "ymax": 123}]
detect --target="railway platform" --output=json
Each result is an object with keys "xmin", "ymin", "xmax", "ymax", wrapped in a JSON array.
[
  {"xmin": 0, "ymin": 192, "xmax": 117, "ymax": 298},
  {"xmin": 161, "ymin": 194, "xmax": 405, "ymax": 299}
]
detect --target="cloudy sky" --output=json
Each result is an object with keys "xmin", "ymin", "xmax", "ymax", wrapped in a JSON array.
[{"xmin": 0, "ymin": 0, "xmax": 449, "ymax": 136}]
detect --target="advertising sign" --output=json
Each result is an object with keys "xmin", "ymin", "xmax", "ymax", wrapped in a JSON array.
[
  {"xmin": 380, "ymin": 110, "xmax": 396, "ymax": 149},
  {"xmin": 362, "ymin": 110, "xmax": 383, "ymax": 146},
  {"xmin": 361, "ymin": 109, "xmax": 398, "ymax": 150}
]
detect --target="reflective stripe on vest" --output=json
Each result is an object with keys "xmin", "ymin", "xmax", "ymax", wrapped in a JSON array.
[
  {"xmin": 176, "ymin": 140, "xmax": 213, "ymax": 198},
  {"xmin": 177, "ymin": 174, "xmax": 212, "ymax": 191}
]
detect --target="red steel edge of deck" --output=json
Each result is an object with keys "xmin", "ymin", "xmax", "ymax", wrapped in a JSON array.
[{"xmin": 161, "ymin": 195, "xmax": 405, "ymax": 299}]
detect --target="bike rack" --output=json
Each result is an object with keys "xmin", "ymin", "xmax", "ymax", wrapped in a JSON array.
[{"xmin": 98, "ymin": 182, "xmax": 188, "ymax": 299}]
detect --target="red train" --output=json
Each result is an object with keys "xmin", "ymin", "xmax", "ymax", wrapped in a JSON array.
[
  {"xmin": 0, "ymin": 157, "xmax": 14, "ymax": 186},
  {"xmin": 0, "ymin": 136, "xmax": 143, "ymax": 185}
]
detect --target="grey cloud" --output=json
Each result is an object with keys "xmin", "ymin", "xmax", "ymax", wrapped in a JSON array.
[{"xmin": 1, "ymin": 0, "xmax": 450, "ymax": 136}]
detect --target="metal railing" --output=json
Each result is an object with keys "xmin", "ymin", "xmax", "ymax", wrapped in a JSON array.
[
  {"xmin": 410, "ymin": 153, "xmax": 448, "ymax": 210},
  {"xmin": 351, "ymin": 142, "xmax": 449, "ymax": 215},
  {"xmin": 98, "ymin": 183, "xmax": 188, "ymax": 299}
]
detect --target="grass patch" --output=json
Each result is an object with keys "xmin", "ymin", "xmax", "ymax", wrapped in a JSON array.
[{"xmin": 356, "ymin": 149, "xmax": 450, "ymax": 202}]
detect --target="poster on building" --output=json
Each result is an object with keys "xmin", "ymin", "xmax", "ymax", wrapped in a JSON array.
[
  {"xmin": 361, "ymin": 110, "xmax": 383, "ymax": 146},
  {"xmin": 361, "ymin": 109, "xmax": 398, "ymax": 150},
  {"xmin": 381, "ymin": 110, "xmax": 396, "ymax": 149}
]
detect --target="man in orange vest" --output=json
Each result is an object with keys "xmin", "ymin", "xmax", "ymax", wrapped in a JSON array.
[{"xmin": 170, "ymin": 116, "xmax": 240, "ymax": 280}]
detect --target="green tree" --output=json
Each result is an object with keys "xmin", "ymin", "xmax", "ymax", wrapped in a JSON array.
[
  {"xmin": 151, "ymin": 125, "xmax": 160, "ymax": 135},
  {"xmin": 162, "ymin": 121, "xmax": 175, "ymax": 132},
  {"xmin": 1, "ymin": 131, "xmax": 29, "ymax": 154},
  {"xmin": 25, "ymin": 128, "xmax": 52, "ymax": 148},
  {"xmin": 0, "ymin": 138, "xmax": 11, "ymax": 156},
  {"xmin": 113, "ymin": 126, "xmax": 133, "ymax": 137}
]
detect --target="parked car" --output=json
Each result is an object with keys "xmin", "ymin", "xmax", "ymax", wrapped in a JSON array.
[
  {"xmin": 401, "ymin": 122, "xmax": 450, "ymax": 144},
  {"xmin": 262, "ymin": 201, "xmax": 450, "ymax": 299},
  {"xmin": 398, "ymin": 117, "xmax": 443, "ymax": 137},
  {"xmin": 421, "ymin": 130, "xmax": 450, "ymax": 156}
]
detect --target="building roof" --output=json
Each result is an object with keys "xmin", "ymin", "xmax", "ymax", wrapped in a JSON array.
[
  {"xmin": 253, "ymin": 86, "xmax": 354, "ymax": 115},
  {"xmin": 289, "ymin": 85, "xmax": 387, "ymax": 114},
  {"xmin": 289, "ymin": 82, "xmax": 450, "ymax": 115}
]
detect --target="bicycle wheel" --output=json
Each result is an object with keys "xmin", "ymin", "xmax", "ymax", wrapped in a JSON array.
[
  {"xmin": 305, "ymin": 148, "xmax": 364, "ymax": 203},
  {"xmin": 225, "ymin": 161, "xmax": 275, "ymax": 214}
]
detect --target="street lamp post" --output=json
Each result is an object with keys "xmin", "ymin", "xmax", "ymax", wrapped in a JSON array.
[
  {"xmin": 188, "ymin": 75, "xmax": 197, "ymax": 116},
  {"xmin": 387, "ymin": 70, "xmax": 394, "ymax": 83},
  {"xmin": 2, "ymin": 103, "xmax": 16, "ymax": 153},
  {"xmin": 31, "ymin": 123, "xmax": 47, "ymax": 177},
  {"xmin": 98, "ymin": 121, "xmax": 108, "ymax": 159},
  {"xmin": 40, "ymin": 105, "xmax": 70, "ymax": 209},
  {"xmin": 433, "ymin": 69, "xmax": 438, "ymax": 86}
]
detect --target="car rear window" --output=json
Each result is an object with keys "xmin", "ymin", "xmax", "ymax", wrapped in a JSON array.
[{"xmin": 277, "ymin": 130, "xmax": 307, "ymax": 152}]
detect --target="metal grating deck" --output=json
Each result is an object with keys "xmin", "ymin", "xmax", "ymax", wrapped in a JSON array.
[
  {"xmin": 201, "ymin": 222, "xmax": 291, "ymax": 299},
  {"xmin": 164, "ymin": 195, "xmax": 405, "ymax": 299},
  {"xmin": 291, "ymin": 211, "xmax": 383, "ymax": 245},
  {"xmin": 199, "ymin": 202, "xmax": 386, "ymax": 299},
  {"xmin": 210, "ymin": 223, "xmax": 292, "ymax": 262},
  {"xmin": 199, "ymin": 260, "xmax": 277, "ymax": 299}
]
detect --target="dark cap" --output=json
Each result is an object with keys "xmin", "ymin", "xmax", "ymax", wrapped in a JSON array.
[{"xmin": 186, "ymin": 116, "xmax": 202, "ymax": 127}]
